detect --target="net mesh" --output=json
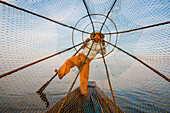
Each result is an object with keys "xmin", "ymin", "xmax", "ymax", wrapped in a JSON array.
[{"xmin": 0, "ymin": 0, "xmax": 169, "ymax": 112}]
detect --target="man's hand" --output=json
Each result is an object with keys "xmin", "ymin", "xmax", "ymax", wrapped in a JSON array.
[
  {"xmin": 100, "ymin": 39, "xmax": 105, "ymax": 46},
  {"xmin": 85, "ymin": 38, "xmax": 90, "ymax": 42},
  {"xmin": 54, "ymin": 69, "xmax": 58, "ymax": 73}
]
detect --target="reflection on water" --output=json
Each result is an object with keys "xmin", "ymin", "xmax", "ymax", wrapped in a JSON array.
[
  {"xmin": 1, "ymin": 84, "xmax": 169, "ymax": 113},
  {"xmin": 107, "ymin": 88, "xmax": 169, "ymax": 113},
  {"xmin": 0, "ymin": 92, "xmax": 66, "ymax": 113},
  {"xmin": 0, "ymin": 62, "xmax": 169, "ymax": 113}
]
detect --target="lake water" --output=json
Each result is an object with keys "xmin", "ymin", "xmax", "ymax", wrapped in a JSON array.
[
  {"xmin": 1, "ymin": 71, "xmax": 169, "ymax": 113},
  {"xmin": 0, "ymin": 57, "xmax": 169, "ymax": 113}
]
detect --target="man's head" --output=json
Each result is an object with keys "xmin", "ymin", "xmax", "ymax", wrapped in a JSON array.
[{"xmin": 90, "ymin": 32, "xmax": 105, "ymax": 43}]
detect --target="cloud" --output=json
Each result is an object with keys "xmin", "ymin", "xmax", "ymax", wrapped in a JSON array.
[
  {"xmin": 90, "ymin": 0, "xmax": 111, "ymax": 4},
  {"xmin": 121, "ymin": 0, "xmax": 169, "ymax": 26}
]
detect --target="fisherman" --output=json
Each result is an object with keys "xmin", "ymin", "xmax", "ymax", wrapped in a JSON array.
[{"xmin": 54, "ymin": 32, "xmax": 106, "ymax": 97}]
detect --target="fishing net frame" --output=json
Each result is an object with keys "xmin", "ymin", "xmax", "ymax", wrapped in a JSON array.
[{"xmin": 0, "ymin": 0, "xmax": 169, "ymax": 112}]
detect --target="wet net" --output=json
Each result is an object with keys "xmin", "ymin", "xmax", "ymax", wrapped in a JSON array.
[{"xmin": 0, "ymin": 0, "xmax": 169, "ymax": 112}]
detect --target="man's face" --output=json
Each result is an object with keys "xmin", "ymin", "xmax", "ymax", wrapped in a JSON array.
[{"xmin": 93, "ymin": 34, "xmax": 101, "ymax": 43}]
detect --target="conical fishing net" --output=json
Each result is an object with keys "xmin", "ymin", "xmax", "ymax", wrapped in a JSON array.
[{"xmin": 0, "ymin": 0, "xmax": 169, "ymax": 112}]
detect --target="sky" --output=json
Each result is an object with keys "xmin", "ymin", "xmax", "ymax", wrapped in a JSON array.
[{"xmin": 1, "ymin": 0, "xmax": 169, "ymax": 87}]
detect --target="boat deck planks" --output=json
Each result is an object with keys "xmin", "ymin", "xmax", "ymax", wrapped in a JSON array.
[{"xmin": 46, "ymin": 81, "xmax": 124, "ymax": 113}]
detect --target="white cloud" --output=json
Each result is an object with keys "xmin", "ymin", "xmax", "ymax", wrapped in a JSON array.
[
  {"xmin": 90, "ymin": 0, "xmax": 111, "ymax": 4},
  {"xmin": 121, "ymin": 0, "xmax": 169, "ymax": 26}
]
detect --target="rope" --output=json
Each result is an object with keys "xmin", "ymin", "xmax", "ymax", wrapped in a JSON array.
[
  {"xmin": 83, "ymin": 0, "xmax": 95, "ymax": 33},
  {"xmin": 96, "ymin": 91, "xmax": 113, "ymax": 113},
  {"xmin": 0, "ymin": 0, "xmax": 91, "ymax": 34},
  {"xmin": 99, "ymin": 41, "xmax": 118, "ymax": 113},
  {"xmin": 96, "ymin": 94, "xmax": 104, "ymax": 113},
  {"xmin": 57, "ymin": 41, "xmax": 94, "ymax": 113},
  {"xmin": 105, "ymin": 41, "xmax": 170, "ymax": 82},
  {"xmin": 90, "ymin": 94, "xmax": 96, "ymax": 112},
  {"xmin": 104, "ymin": 21, "xmax": 170, "ymax": 35},
  {"xmin": 100, "ymin": 0, "xmax": 117, "ymax": 32},
  {"xmin": 0, "ymin": 42, "xmax": 84, "ymax": 78}
]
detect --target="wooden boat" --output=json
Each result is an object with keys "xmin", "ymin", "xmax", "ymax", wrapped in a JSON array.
[{"xmin": 46, "ymin": 81, "xmax": 124, "ymax": 113}]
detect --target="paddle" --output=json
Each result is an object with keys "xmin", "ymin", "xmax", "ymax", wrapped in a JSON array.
[{"xmin": 36, "ymin": 39, "xmax": 90, "ymax": 93}]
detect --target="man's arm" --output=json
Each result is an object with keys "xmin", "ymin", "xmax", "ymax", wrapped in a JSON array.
[
  {"xmin": 85, "ymin": 38, "xmax": 90, "ymax": 42},
  {"xmin": 99, "ymin": 39, "xmax": 106, "ymax": 55},
  {"xmin": 82, "ymin": 38, "xmax": 90, "ymax": 49},
  {"xmin": 73, "ymin": 38, "xmax": 90, "ymax": 56},
  {"xmin": 99, "ymin": 45, "xmax": 106, "ymax": 55}
]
